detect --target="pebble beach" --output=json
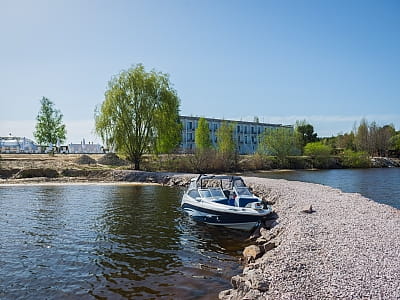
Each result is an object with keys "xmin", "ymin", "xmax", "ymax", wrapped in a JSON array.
[{"xmin": 219, "ymin": 176, "xmax": 400, "ymax": 299}]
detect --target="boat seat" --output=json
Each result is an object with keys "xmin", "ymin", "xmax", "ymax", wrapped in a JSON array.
[
  {"xmin": 214, "ymin": 199, "xmax": 229, "ymax": 205},
  {"xmin": 223, "ymin": 190, "xmax": 230, "ymax": 199},
  {"xmin": 236, "ymin": 198, "xmax": 259, "ymax": 207}
]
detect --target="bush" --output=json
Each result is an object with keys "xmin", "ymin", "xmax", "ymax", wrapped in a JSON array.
[
  {"xmin": 341, "ymin": 150, "xmax": 371, "ymax": 168},
  {"xmin": 304, "ymin": 142, "xmax": 333, "ymax": 168},
  {"xmin": 304, "ymin": 142, "xmax": 332, "ymax": 157}
]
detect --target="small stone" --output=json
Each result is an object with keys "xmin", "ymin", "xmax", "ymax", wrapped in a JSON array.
[{"xmin": 301, "ymin": 205, "xmax": 315, "ymax": 214}]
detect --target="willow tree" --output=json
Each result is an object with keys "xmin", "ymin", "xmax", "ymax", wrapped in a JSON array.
[
  {"xmin": 34, "ymin": 96, "xmax": 66, "ymax": 145},
  {"xmin": 95, "ymin": 64, "xmax": 182, "ymax": 169}
]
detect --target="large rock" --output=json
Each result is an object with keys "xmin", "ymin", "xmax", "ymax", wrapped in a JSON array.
[{"xmin": 243, "ymin": 245, "xmax": 262, "ymax": 264}]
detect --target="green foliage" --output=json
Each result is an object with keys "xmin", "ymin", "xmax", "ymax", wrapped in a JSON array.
[
  {"xmin": 95, "ymin": 64, "xmax": 181, "ymax": 170},
  {"xmin": 259, "ymin": 127, "xmax": 300, "ymax": 165},
  {"xmin": 389, "ymin": 132, "xmax": 400, "ymax": 151},
  {"xmin": 34, "ymin": 97, "xmax": 66, "ymax": 145},
  {"xmin": 154, "ymin": 101, "xmax": 182, "ymax": 154},
  {"xmin": 304, "ymin": 142, "xmax": 332, "ymax": 157},
  {"xmin": 355, "ymin": 118, "xmax": 369, "ymax": 152},
  {"xmin": 341, "ymin": 150, "xmax": 370, "ymax": 168},
  {"xmin": 195, "ymin": 117, "xmax": 212, "ymax": 152},
  {"xmin": 216, "ymin": 121, "xmax": 236, "ymax": 154},
  {"xmin": 295, "ymin": 120, "xmax": 318, "ymax": 150},
  {"xmin": 304, "ymin": 142, "xmax": 333, "ymax": 168},
  {"xmin": 355, "ymin": 119, "xmax": 395, "ymax": 156},
  {"xmin": 334, "ymin": 132, "xmax": 356, "ymax": 151},
  {"xmin": 216, "ymin": 121, "xmax": 237, "ymax": 171}
]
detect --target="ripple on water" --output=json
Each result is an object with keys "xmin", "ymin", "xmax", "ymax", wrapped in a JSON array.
[{"xmin": 0, "ymin": 184, "xmax": 250, "ymax": 299}]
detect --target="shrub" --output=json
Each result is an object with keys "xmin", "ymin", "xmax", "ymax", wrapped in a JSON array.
[
  {"xmin": 304, "ymin": 142, "xmax": 333, "ymax": 168},
  {"xmin": 304, "ymin": 142, "xmax": 332, "ymax": 157},
  {"xmin": 341, "ymin": 150, "xmax": 370, "ymax": 168}
]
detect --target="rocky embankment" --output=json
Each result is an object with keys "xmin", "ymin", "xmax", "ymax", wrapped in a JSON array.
[
  {"xmin": 219, "ymin": 177, "xmax": 400, "ymax": 299},
  {"xmin": 371, "ymin": 157, "xmax": 400, "ymax": 168}
]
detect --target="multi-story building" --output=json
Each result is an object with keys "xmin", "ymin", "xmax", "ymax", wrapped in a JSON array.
[{"xmin": 180, "ymin": 116, "xmax": 293, "ymax": 154}]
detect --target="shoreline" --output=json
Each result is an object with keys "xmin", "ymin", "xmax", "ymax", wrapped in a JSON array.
[
  {"xmin": 220, "ymin": 176, "xmax": 400, "ymax": 299},
  {"xmin": 2, "ymin": 170, "xmax": 400, "ymax": 298}
]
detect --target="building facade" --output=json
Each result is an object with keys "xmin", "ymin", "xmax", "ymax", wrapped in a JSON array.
[
  {"xmin": 0, "ymin": 135, "xmax": 104, "ymax": 154},
  {"xmin": 180, "ymin": 116, "xmax": 293, "ymax": 154},
  {"xmin": 0, "ymin": 136, "xmax": 38, "ymax": 153}
]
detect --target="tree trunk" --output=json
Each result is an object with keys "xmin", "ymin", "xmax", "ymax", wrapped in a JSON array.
[{"xmin": 134, "ymin": 158, "xmax": 141, "ymax": 170}]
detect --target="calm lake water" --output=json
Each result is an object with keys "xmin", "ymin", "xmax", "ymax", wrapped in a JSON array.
[
  {"xmin": 247, "ymin": 168, "xmax": 400, "ymax": 209},
  {"xmin": 0, "ymin": 184, "xmax": 250, "ymax": 300}
]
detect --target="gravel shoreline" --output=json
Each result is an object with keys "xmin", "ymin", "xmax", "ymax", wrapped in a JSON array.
[
  {"xmin": 2, "ymin": 171, "xmax": 399, "ymax": 299},
  {"xmin": 220, "ymin": 176, "xmax": 400, "ymax": 299}
]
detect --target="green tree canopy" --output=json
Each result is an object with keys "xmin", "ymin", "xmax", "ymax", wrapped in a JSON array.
[
  {"xmin": 216, "ymin": 121, "xmax": 236, "ymax": 155},
  {"xmin": 216, "ymin": 121, "xmax": 237, "ymax": 171},
  {"xmin": 389, "ymin": 132, "xmax": 400, "ymax": 151},
  {"xmin": 34, "ymin": 96, "xmax": 66, "ymax": 145},
  {"xmin": 295, "ymin": 120, "xmax": 318, "ymax": 150},
  {"xmin": 95, "ymin": 64, "xmax": 182, "ymax": 169},
  {"xmin": 355, "ymin": 119, "xmax": 395, "ymax": 156},
  {"xmin": 304, "ymin": 142, "xmax": 332, "ymax": 157},
  {"xmin": 259, "ymin": 127, "xmax": 300, "ymax": 164},
  {"xmin": 335, "ymin": 132, "xmax": 356, "ymax": 151},
  {"xmin": 195, "ymin": 117, "xmax": 212, "ymax": 152}
]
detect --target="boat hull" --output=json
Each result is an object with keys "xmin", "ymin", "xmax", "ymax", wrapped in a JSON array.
[{"xmin": 182, "ymin": 202, "xmax": 269, "ymax": 231}]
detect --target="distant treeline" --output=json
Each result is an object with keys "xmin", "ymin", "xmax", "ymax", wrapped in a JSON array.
[{"xmin": 140, "ymin": 118, "xmax": 400, "ymax": 172}]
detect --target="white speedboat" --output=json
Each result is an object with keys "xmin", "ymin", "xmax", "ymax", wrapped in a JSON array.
[{"xmin": 181, "ymin": 174, "xmax": 272, "ymax": 231}]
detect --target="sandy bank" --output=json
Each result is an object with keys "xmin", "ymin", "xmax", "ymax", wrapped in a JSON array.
[{"xmin": 220, "ymin": 176, "xmax": 400, "ymax": 299}]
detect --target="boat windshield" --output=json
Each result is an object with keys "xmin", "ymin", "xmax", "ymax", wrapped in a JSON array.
[
  {"xmin": 209, "ymin": 187, "xmax": 225, "ymax": 198},
  {"xmin": 199, "ymin": 189, "xmax": 212, "ymax": 199},
  {"xmin": 233, "ymin": 179, "xmax": 245, "ymax": 187},
  {"xmin": 235, "ymin": 187, "xmax": 253, "ymax": 196}
]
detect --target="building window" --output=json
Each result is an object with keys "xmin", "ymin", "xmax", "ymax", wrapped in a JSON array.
[{"xmin": 188, "ymin": 121, "xmax": 192, "ymax": 130}]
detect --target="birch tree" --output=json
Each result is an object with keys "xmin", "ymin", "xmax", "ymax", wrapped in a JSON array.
[{"xmin": 34, "ymin": 97, "xmax": 66, "ymax": 145}]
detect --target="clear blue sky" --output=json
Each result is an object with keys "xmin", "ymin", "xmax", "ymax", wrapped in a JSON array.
[{"xmin": 1, "ymin": 0, "xmax": 399, "ymax": 143}]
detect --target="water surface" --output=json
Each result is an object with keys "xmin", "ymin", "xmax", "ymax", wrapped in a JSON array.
[
  {"xmin": 0, "ymin": 184, "xmax": 250, "ymax": 299},
  {"xmin": 247, "ymin": 168, "xmax": 400, "ymax": 209}
]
